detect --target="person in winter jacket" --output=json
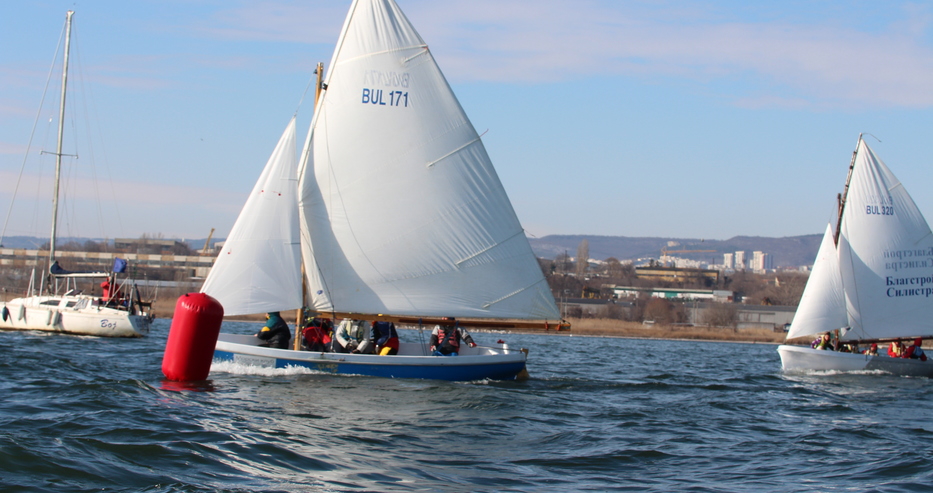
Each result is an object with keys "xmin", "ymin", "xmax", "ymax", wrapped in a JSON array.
[
  {"xmin": 256, "ymin": 312, "xmax": 291, "ymax": 349},
  {"xmin": 904, "ymin": 338, "xmax": 927, "ymax": 361},
  {"xmin": 302, "ymin": 317, "xmax": 333, "ymax": 352},
  {"xmin": 372, "ymin": 321, "xmax": 399, "ymax": 355},
  {"xmin": 334, "ymin": 318, "xmax": 373, "ymax": 353}
]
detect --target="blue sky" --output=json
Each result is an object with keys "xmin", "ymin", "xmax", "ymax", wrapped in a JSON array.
[{"xmin": 2, "ymin": 0, "xmax": 932, "ymax": 243}]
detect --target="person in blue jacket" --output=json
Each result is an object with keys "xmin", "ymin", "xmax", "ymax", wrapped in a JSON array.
[{"xmin": 256, "ymin": 312, "xmax": 291, "ymax": 349}]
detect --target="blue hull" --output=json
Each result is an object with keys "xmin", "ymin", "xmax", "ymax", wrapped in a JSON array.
[
  {"xmin": 212, "ymin": 333, "xmax": 528, "ymax": 381},
  {"xmin": 214, "ymin": 349, "xmax": 525, "ymax": 380}
]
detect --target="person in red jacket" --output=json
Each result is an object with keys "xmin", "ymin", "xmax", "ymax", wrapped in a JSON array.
[{"xmin": 904, "ymin": 338, "xmax": 927, "ymax": 361}]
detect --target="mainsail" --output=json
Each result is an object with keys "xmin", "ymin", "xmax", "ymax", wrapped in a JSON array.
[
  {"xmin": 785, "ymin": 224, "xmax": 847, "ymax": 340},
  {"xmin": 298, "ymin": 0, "xmax": 559, "ymax": 320},
  {"xmin": 201, "ymin": 118, "xmax": 302, "ymax": 316},
  {"xmin": 837, "ymin": 139, "xmax": 933, "ymax": 340}
]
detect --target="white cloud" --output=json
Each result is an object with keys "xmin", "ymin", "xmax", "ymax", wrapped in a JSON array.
[
  {"xmin": 378, "ymin": 1, "xmax": 933, "ymax": 109},
  {"xmin": 186, "ymin": 0, "xmax": 933, "ymax": 108}
]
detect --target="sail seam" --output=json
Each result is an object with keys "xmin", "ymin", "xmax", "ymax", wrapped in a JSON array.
[{"xmin": 426, "ymin": 136, "xmax": 481, "ymax": 168}]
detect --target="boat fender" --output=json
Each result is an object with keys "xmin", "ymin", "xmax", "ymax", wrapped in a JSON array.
[
  {"xmin": 1, "ymin": 306, "xmax": 8, "ymax": 322},
  {"xmin": 51, "ymin": 311, "xmax": 61, "ymax": 327},
  {"xmin": 17, "ymin": 304, "xmax": 25, "ymax": 321},
  {"xmin": 162, "ymin": 293, "xmax": 224, "ymax": 382},
  {"xmin": 46, "ymin": 310, "xmax": 53, "ymax": 326}
]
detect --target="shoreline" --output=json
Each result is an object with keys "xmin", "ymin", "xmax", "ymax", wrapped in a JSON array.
[{"xmin": 148, "ymin": 297, "xmax": 788, "ymax": 345}]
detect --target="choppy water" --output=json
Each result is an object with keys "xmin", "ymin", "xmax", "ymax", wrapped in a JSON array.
[{"xmin": 1, "ymin": 319, "xmax": 932, "ymax": 492}]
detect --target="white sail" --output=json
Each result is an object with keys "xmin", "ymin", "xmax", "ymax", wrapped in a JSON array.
[
  {"xmin": 202, "ymin": 118, "xmax": 302, "ymax": 316},
  {"xmin": 837, "ymin": 139, "xmax": 933, "ymax": 340},
  {"xmin": 298, "ymin": 0, "xmax": 560, "ymax": 320},
  {"xmin": 785, "ymin": 223, "xmax": 847, "ymax": 340}
]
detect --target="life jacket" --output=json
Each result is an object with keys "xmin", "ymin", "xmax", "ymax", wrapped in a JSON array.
[
  {"xmin": 349, "ymin": 320, "xmax": 367, "ymax": 341},
  {"xmin": 438, "ymin": 325, "xmax": 460, "ymax": 352},
  {"xmin": 303, "ymin": 325, "xmax": 332, "ymax": 347},
  {"xmin": 888, "ymin": 343, "xmax": 904, "ymax": 358}
]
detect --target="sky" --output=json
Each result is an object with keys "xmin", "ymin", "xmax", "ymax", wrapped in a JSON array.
[{"xmin": 2, "ymin": 0, "xmax": 933, "ymax": 244}]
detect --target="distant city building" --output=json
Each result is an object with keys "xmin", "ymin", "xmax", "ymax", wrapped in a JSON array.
[
  {"xmin": 734, "ymin": 251, "xmax": 746, "ymax": 271},
  {"xmin": 751, "ymin": 251, "xmax": 773, "ymax": 273},
  {"xmin": 0, "ymin": 247, "xmax": 215, "ymax": 279},
  {"xmin": 114, "ymin": 238, "xmax": 187, "ymax": 255},
  {"xmin": 723, "ymin": 253, "xmax": 734, "ymax": 270}
]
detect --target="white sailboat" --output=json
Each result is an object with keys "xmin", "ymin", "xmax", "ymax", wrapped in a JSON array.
[
  {"xmin": 202, "ymin": 0, "xmax": 561, "ymax": 380},
  {"xmin": 0, "ymin": 11, "xmax": 152, "ymax": 338},
  {"xmin": 778, "ymin": 135, "xmax": 933, "ymax": 376}
]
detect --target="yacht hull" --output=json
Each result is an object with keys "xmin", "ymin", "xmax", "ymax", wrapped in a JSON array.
[
  {"xmin": 0, "ymin": 296, "xmax": 150, "ymax": 337},
  {"xmin": 778, "ymin": 345, "xmax": 933, "ymax": 377}
]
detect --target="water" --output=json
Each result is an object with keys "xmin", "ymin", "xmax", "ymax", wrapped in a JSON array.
[{"xmin": 2, "ymin": 320, "xmax": 932, "ymax": 492}]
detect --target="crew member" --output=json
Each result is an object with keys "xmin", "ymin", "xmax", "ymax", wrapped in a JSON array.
[
  {"xmin": 430, "ymin": 318, "xmax": 476, "ymax": 356},
  {"xmin": 256, "ymin": 312, "xmax": 291, "ymax": 349}
]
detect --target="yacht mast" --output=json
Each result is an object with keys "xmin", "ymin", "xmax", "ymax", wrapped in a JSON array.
[
  {"xmin": 49, "ymin": 10, "xmax": 74, "ymax": 266},
  {"xmin": 834, "ymin": 133, "xmax": 862, "ymax": 244}
]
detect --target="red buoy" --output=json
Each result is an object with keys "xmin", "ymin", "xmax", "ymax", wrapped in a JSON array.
[{"xmin": 162, "ymin": 293, "xmax": 224, "ymax": 381}]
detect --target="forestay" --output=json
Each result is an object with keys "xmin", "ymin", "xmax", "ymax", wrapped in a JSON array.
[
  {"xmin": 201, "ymin": 118, "xmax": 302, "ymax": 316},
  {"xmin": 298, "ymin": 0, "xmax": 559, "ymax": 320}
]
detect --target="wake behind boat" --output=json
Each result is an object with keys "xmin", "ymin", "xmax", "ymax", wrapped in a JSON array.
[
  {"xmin": 200, "ymin": 0, "xmax": 561, "ymax": 380},
  {"xmin": 0, "ymin": 11, "xmax": 151, "ymax": 338},
  {"xmin": 777, "ymin": 135, "xmax": 933, "ymax": 376}
]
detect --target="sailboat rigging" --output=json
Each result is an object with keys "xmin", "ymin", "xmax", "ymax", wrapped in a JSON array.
[
  {"xmin": 778, "ymin": 135, "xmax": 933, "ymax": 376},
  {"xmin": 0, "ymin": 11, "xmax": 153, "ymax": 338},
  {"xmin": 202, "ymin": 0, "xmax": 562, "ymax": 380}
]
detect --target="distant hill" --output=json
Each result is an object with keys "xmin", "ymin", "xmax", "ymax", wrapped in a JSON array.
[{"xmin": 528, "ymin": 234, "xmax": 822, "ymax": 268}]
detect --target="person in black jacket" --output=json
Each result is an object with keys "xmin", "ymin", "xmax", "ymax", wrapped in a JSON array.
[
  {"xmin": 256, "ymin": 312, "xmax": 291, "ymax": 349},
  {"xmin": 372, "ymin": 321, "xmax": 399, "ymax": 355}
]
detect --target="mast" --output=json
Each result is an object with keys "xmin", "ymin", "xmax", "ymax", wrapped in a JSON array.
[
  {"xmin": 49, "ymin": 10, "xmax": 74, "ymax": 266},
  {"xmin": 293, "ymin": 62, "xmax": 326, "ymax": 350},
  {"xmin": 834, "ymin": 133, "xmax": 862, "ymax": 244},
  {"xmin": 314, "ymin": 62, "xmax": 324, "ymax": 104}
]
